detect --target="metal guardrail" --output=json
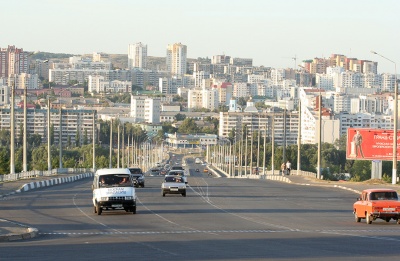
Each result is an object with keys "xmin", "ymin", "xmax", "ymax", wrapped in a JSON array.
[{"xmin": 0, "ymin": 168, "xmax": 93, "ymax": 182}]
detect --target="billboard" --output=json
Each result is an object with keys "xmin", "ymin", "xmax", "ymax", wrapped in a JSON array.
[{"xmin": 347, "ymin": 128, "xmax": 400, "ymax": 160}]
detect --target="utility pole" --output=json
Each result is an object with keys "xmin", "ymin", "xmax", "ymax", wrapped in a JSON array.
[
  {"xmin": 297, "ymin": 100, "xmax": 301, "ymax": 175},
  {"xmin": 109, "ymin": 119, "xmax": 113, "ymax": 168},
  {"xmin": 59, "ymin": 109, "xmax": 63, "ymax": 169},
  {"xmin": 47, "ymin": 99, "xmax": 51, "ymax": 171}
]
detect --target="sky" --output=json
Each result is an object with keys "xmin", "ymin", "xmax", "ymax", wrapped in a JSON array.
[{"xmin": 1, "ymin": 0, "xmax": 399, "ymax": 73}]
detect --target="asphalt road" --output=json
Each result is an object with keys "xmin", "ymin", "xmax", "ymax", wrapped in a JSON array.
[{"xmin": 1, "ymin": 167, "xmax": 400, "ymax": 260}]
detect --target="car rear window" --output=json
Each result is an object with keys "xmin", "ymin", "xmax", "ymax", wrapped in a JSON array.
[{"xmin": 129, "ymin": 168, "xmax": 143, "ymax": 174}]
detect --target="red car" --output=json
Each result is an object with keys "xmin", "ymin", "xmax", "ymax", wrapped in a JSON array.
[{"xmin": 353, "ymin": 189, "xmax": 400, "ymax": 224}]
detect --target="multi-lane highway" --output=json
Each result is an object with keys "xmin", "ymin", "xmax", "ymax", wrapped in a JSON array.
[{"xmin": 1, "ymin": 158, "xmax": 400, "ymax": 260}]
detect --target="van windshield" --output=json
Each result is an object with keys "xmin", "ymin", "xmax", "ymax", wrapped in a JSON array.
[{"xmin": 99, "ymin": 174, "xmax": 132, "ymax": 187}]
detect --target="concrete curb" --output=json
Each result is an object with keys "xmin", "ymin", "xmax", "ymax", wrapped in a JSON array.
[
  {"xmin": 0, "ymin": 173, "xmax": 94, "ymax": 198},
  {"xmin": 0, "ymin": 219, "xmax": 39, "ymax": 242}
]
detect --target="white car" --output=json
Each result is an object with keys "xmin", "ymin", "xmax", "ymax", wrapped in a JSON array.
[{"xmin": 161, "ymin": 175, "xmax": 186, "ymax": 197}]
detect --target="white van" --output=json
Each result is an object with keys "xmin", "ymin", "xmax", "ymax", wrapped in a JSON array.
[{"xmin": 92, "ymin": 168, "xmax": 137, "ymax": 215}]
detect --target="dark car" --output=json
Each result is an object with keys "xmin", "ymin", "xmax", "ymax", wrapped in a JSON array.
[{"xmin": 128, "ymin": 167, "xmax": 145, "ymax": 188}]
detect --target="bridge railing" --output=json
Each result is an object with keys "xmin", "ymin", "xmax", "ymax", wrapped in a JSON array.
[{"xmin": 0, "ymin": 168, "xmax": 94, "ymax": 182}]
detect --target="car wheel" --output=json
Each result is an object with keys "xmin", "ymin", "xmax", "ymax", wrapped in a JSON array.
[
  {"xmin": 385, "ymin": 217, "xmax": 391, "ymax": 222},
  {"xmin": 96, "ymin": 204, "xmax": 102, "ymax": 215},
  {"xmin": 132, "ymin": 206, "xmax": 136, "ymax": 214},
  {"xmin": 366, "ymin": 212, "xmax": 372, "ymax": 224},
  {"xmin": 162, "ymin": 191, "xmax": 165, "ymax": 197},
  {"xmin": 141, "ymin": 184, "xmax": 145, "ymax": 188},
  {"xmin": 94, "ymin": 205, "xmax": 97, "ymax": 214},
  {"xmin": 182, "ymin": 192, "xmax": 186, "ymax": 197},
  {"xmin": 354, "ymin": 212, "xmax": 361, "ymax": 222}
]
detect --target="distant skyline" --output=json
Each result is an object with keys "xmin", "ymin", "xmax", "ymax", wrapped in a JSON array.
[{"xmin": 1, "ymin": 0, "xmax": 398, "ymax": 73}]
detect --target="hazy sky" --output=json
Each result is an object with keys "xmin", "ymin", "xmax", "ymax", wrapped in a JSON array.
[{"xmin": 1, "ymin": 0, "xmax": 398, "ymax": 73}]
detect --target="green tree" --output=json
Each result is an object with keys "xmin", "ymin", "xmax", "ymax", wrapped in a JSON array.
[
  {"xmin": 0, "ymin": 147, "xmax": 10, "ymax": 173},
  {"xmin": 75, "ymin": 131, "xmax": 80, "ymax": 147},
  {"xmin": 31, "ymin": 145, "xmax": 48, "ymax": 170},
  {"xmin": 174, "ymin": 113, "xmax": 186, "ymax": 121},
  {"xmin": 178, "ymin": 118, "xmax": 200, "ymax": 134}
]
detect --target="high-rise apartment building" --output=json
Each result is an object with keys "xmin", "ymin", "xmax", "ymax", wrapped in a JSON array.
[
  {"xmin": 128, "ymin": 42, "xmax": 147, "ymax": 69},
  {"xmin": 166, "ymin": 43, "xmax": 187, "ymax": 76},
  {"xmin": 0, "ymin": 45, "xmax": 29, "ymax": 78}
]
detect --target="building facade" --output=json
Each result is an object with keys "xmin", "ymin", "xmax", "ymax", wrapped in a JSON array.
[{"xmin": 128, "ymin": 42, "xmax": 147, "ymax": 69}]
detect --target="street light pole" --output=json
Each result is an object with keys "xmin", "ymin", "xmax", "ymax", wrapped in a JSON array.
[{"xmin": 371, "ymin": 51, "xmax": 398, "ymax": 184}]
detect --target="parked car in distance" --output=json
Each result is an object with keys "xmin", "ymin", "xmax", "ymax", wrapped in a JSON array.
[
  {"xmin": 353, "ymin": 189, "xmax": 400, "ymax": 224},
  {"xmin": 161, "ymin": 175, "xmax": 186, "ymax": 197},
  {"xmin": 128, "ymin": 167, "xmax": 145, "ymax": 188}
]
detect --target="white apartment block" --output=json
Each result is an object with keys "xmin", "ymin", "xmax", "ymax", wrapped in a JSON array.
[
  {"xmin": 49, "ymin": 69, "xmax": 131, "ymax": 85},
  {"xmin": 0, "ymin": 108, "xmax": 96, "ymax": 145},
  {"xmin": 333, "ymin": 93, "xmax": 351, "ymax": 113},
  {"xmin": 338, "ymin": 71, "xmax": 362, "ymax": 89},
  {"xmin": 144, "ymin": 98, "xmax": 161, "ymax": 124},
  {"xmin": 130, "ymin": 96, "xmax": 161, "ymax": 123},
  {"xmin": 88, "ymin": 75, "xmax": 131, "ymax": 93},
  {"xmin": 316, "ymin": 73, "xmax": 334, "ymax": 90},
  {"xmin": 159, "ymin": 77, "xmax": 185, "ymax": 94},
  {"xmin": 247, "ymin": 74, "xmax": 266, "ymax": 84},
  {"xmin": 338, "ymin": 112, "xmax": 393, "ymax": 135},
  {"xmin": 300, "ymin": 105, "xmax": 340, "ymax": 144},
  {"xmin": 130, "ymin": 96, "xmax": 146, "ymax": 122},
  {"xmin": 202, "ymin": 88, "xmax": 219, "ymax": 111},
  {"xmin": 350, "ymin": 94, "xmax": 390, "ymax": 114},
  {"xmin": 166, "ymin": 43, "xmax": 187, "ymax": 76},
  {"xmin": 8, "ymin": 73, "xmax": 39, "ymax": 90},
  {"xmin": 219, "ymin": 111, "xmax": 299, "ymax": 146},
  {"xmin": 128, "ymin": 42, "xmax": 147, "ymax": 69},
  {"xmin": 233, "ymin": 82, "xmax": 249, "ymax": 98},
  {"xmin": 270, "ymin": 68, "xmax": 286, "ymax": 85},
  {"xmin": 0, "ymin": 84, "xmax": 10, "ymax": 106},
  {"xmin": 194, "ymin": 71, "xmax": 210, "ymax": 88},
  {"xmin": 381, "ymin": 73, "xmax": 396, "ymax": 92}
]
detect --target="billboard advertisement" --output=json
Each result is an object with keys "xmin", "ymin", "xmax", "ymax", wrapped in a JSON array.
[{"xmin": 347, "ymin": 128, "xmax": 400, "ymax": 160}]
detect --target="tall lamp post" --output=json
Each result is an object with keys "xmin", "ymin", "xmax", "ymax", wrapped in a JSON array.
[{"xmin": 371, "ymin": 51, "xmax": 398, "ymax": 184}]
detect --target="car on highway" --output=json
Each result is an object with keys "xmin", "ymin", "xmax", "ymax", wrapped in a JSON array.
[
  {"xmin": 171, "ymin": 166, "xmax": 184, "ymax": 171},
  {"xmin": 150, "ymin": 168, "xmax": 160, "ymax": 176},
  {"xmin": 128, "ymin": 167, "xmax": 145, "ymax": 188},
  {"xmin": 160, "ymin": 169, "xmax": 168, "ymax": 175},
  {"xmin": 203, "ymin": 168, "xmax": 209, "ymax": 173},
  {"xmin": 167, "ymin": 170, "xmax": 188, "ymax": 184},
  {"xmin": 92, "ymin": 168, "xmax": 137, "ymax": 215},
  {"xmin": 353, "ymin": 189, "xmax": 400, "ymax": 224},
  {"xmin": 161, "ymin": 175, "xmax": 186, "ymax": 197}
]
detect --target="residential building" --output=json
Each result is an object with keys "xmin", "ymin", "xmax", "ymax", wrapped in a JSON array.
[
  {"xmin": 128, "ymin": 42, "xmax": 147, "ymax": 69},
  {"xmin": 166, "ymin": 43, "xmax": 187, "ymax": 76},
  {"xmin": 0, "ymin": 108, "xmax": 96, "ymax": 145},
  {"xmin": 0, "ymin": 45, "xmax": 29, "ymax": 78},
  {"xmin": 219, "ymin": 110, "xmax": 299, "ymax": 146}
]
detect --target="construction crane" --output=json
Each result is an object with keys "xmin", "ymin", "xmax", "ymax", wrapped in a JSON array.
[{"xmin": 282, "ymin": 55, "xmax": 298, "ymax": 69}]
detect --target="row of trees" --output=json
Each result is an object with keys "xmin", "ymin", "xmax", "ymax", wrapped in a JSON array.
[{"xmin": 0, "ymin": 114, "xmax": 392, "ymax": 181}]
